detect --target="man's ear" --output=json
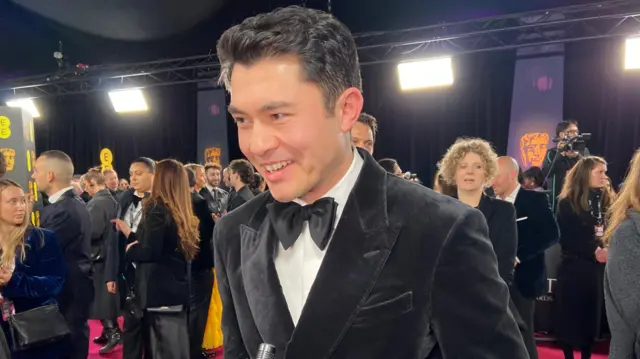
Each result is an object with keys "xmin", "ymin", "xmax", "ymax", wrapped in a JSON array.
[{"xmin": 336, "ymin": 88, "xmax": 364, "ymax": 133}]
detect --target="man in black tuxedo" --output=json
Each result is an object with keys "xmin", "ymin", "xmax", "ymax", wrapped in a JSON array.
[
  {"xmin": 213, "ymin": 6, "xmax": 527, "ymax": 359},
  {"xmin": 33, "ymin": 150, "xmax": 94, "ymax": 359},
  {"xmin": 493, "ymin": 156, "xmax": 559, "ymax": 359}
]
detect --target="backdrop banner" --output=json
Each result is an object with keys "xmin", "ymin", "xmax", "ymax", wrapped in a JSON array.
[
  {"xmin": 0, "ymin": 107, "xmax": 42, "ymax": 225},
  {"xmin": 507, "ymin": 52, "xmax": 565, "ymax": 335},
  {"xmin": 197, "ymin": 86, "xmax": 228, "ymax": 167}
]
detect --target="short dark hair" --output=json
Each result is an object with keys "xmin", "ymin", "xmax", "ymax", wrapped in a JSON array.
[
  {"xmin": 556, "ymin": 119, "xmax": 578, "ymax": 136},
  {"xmin": 205, "ymin": 163, "xmax": 222, "ymax": 172},
  {"xmin": 378, "ymin": 158, "xmax": 398, "ymax": 174},
  {"xmin": 185, "ymin": 167, "xmax": 197, "ymax": 188},
  {"xmin": 216, "ymin": 5, "xmax": 362, "ymax": 111},
  {"xmin": 41, "ymin": 150, "xmax": 74, "ymax": 182},
  {"xmin": 523, "ymin": 166, "xmax": 545, "ymax": 187},
  {"xmin": 228, "ymin": 159, "xmax": 255, "ymax": 185},
  {"xmin": 132, "ymin": 157, "xmax": 155, "ymax": 173},
  {"xmin": 358, "ymin": 112, "xmax": 378, "ymax": 140}
]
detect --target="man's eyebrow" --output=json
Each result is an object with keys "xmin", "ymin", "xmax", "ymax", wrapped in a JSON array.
[
  {"xmin": 228, "ymin": 102, "xmax": 294, "ymax": 115},
  {"xmin": 228, "ymin": 105, "xmax": 245, "ymax": 115}
]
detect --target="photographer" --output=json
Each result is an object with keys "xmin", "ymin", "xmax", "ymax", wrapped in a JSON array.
[{"xmin": 542, "ymin": 120, "xmax": 590, "ymax": 211}]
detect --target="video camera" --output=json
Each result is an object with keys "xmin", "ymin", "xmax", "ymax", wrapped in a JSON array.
[{"xmin": 552, "ymin": 133, "xmax": 591, "ymax": 153}]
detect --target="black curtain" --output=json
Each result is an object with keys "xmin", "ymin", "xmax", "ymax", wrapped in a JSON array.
[
  {"xmin": 362, "ymin": 51, "xmax": 516, "ymax": 186},
  {"xmin": 34, "ymin": 84, "xmax": 198, "ymax": 177},
  {"xmin": 564, "ymin": 39, "xmax": 640, "ymax": 186}
]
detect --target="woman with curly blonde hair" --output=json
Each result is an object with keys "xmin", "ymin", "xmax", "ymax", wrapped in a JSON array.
[{"xmin": 439, "ymin": 138, "xmax": 519, "ymax": 294}]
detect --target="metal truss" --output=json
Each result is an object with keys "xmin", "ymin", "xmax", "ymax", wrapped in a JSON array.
[
  {"xmin": 2, "ymin": 54, "xmax": 220, "ymax": 98},
  {"xmin": 355, "ymin": 0, "xmax": 640, "ymax": 65},
  {"xmin": 2, "ymin": 0, "xmax": 640, "ymax": 98}
]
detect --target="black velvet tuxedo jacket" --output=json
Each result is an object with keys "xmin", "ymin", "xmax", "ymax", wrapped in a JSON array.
[
  {"xmin": 513, "ymin": 188, "xmax": 559, "ymax": 298},
  {"xmin": 213, "ymin": 149, "xmax": 528, "ymax": 359}
]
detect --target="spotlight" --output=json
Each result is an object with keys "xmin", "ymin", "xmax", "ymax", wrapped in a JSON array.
[
  {"xmin": 6, "ymin": 98, "xmax": 41, "ymax": 118},
  {"xmin": 108, "ymin": 89, "xmax": 148, "ymax": 113},
  {"xmin": 625, "ymin": 37, "xmax": 640, "ymax": 70},
  {"xmin": 398, "ymin": 57, "xmax": 454, "ymax": 90}
]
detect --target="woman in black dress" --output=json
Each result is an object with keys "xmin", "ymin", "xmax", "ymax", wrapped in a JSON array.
[
  {"xmin": 554, "ymin": 156, "xmax": 613, "ymax": 359},
  {"xmin": 114, "ymin": 159, "xmax": 200, "ymax": 359}
]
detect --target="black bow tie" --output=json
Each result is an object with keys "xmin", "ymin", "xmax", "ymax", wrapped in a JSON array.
[{"xmin": 267, "ymin": 197, "xmax": 338, "ymax": 251}]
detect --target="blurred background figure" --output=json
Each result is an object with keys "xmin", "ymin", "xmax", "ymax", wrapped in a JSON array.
[
  {"xmin": 603, "ymin": 149, "xmax": 640, "ymax": 359},
  {"xmin": 118, "ymin": 178, "xmax": 129, "ymax": 191},
  {"xmin": 554, "ymin": 156, "xmax": 613, "ymax": 359},
  {"xmin": 83, "ymin": 169, "xmax": 121, "ymax": 354}
]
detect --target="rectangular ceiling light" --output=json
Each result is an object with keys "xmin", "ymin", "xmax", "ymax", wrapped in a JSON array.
[
  {"xmin": 625, "ymin": 37, "xmax": 640, "ymax": 70},
  {"xmin": 108, "ymin": 89, "xmax": 148, "ymax": 113},
  {"xmin": 398, "ymin": 57, "xmax": 454, "ymax": 90},
  {"xmin": 6, "ymin": 98, "xmax": 40, "ymax": 118}
]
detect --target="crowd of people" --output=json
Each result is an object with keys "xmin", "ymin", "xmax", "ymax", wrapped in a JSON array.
[{"xmin": 1, "ymin": 5, "xmax": 640, "ymax": 359}]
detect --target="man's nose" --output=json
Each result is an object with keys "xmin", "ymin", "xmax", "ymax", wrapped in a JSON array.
[{"xmin": 248, "ymin": 122, "xmax": 278, "ymax": 156}]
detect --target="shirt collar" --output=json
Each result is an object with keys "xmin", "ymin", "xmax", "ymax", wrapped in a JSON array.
[
  {"xmin": 498, "ymin": 184, "xmax": 521, "ymax": 204},
  {"xmin": 48, "ymin": 186, "xmax": 75, "ymax": 204},
  {"xmin": 205, "ymin": 184, "xmax": 217, "ymax": 192},
  {"xmin": 294, "ymin": 148, "xmax": 364, "ymax": 209}
]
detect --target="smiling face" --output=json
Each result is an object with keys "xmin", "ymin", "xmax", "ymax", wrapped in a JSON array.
[
  {"xmin": 455, "ymin": 152, "xmax": 487, "ymax": 192},
  {"xmin": 228, "ymin": 55, "xmax": 362, "ymax": 203}
]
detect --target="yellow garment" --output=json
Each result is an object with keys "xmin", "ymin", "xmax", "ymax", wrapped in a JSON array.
[{"xmin": 202, "ymin": 269, "xmax": 224, "ymax": 349}]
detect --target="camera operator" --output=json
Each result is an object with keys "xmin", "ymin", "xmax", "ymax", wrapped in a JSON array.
[{"xmin": 542, "ymin": 120, "xmax": 590, "ymax": 211}]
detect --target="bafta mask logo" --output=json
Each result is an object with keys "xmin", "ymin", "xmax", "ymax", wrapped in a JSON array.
[
  {"xmin": 0, "ymin": 148, "xmax": 16, "ymax": 171},
  {"xmin": 520, "ymin": 132, "xmax": 550, "ymax": 167},
  {"xmin": 0, "ymin": 116, "xmax": 11, "ymax": 139},
  {"xmin": 204, "ymin": 147, "xmax": 221, "ymax": 165}
]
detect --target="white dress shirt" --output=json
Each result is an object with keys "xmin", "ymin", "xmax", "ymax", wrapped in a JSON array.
[
  {"xmin": 48, "ymin": 186, "xmax": 75, "ymax": 204},
  {"xmin": 274, "ymin": 150, "xmax": 364, "ymax": 325},
  {"xmin": 497, "ymin": 184, "xmax": 521, "ymax": 204}
]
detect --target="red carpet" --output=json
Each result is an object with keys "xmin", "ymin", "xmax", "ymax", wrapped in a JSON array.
[{"xmin": 88, "ymin": 320, "xmax": 608, "ymax": 358}]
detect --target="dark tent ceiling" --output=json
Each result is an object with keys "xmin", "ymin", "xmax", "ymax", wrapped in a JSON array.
[{"xmin": 0, "ymin": 0, "xmax": 602, "ymax": 78}]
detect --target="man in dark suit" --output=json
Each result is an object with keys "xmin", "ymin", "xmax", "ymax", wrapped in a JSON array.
[
  {"xmin": 186, "ymin": 167, "xmax": 216, "ymax": 359},
  {"xmin": 493, "ymin": 156, "xmax": 559, "ymax": 359},
  {"xmin": 201, "ymin": 163, "xmax": 229, "ymax": 218},
  {"xmin": 226, "ymin": 159, "xmax": 255, "ymax": 212},
  {"xmin": 213, "ymin": 6, "xmax": 528, "ymax": 359},
  {"xmin": 84, "ymin": 169, "xmax": 121, "ymax": 354},
  {"xmin": 32, "ymin": 150, "xmax": 94, "ymax": 359}
]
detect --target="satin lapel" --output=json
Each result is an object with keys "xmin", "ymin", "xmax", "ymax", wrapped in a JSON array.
[
  {"xmin": 240, "ymin": 204, "xmax": 295, "ymax": 351},
  {"xmin": 286, "ymin": 148, "xmax": 402, "ymax": 359}
]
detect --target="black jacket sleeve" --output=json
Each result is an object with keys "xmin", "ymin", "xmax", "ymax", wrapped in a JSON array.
[
  {"xmin": 431, "ymin": 208, "xmax": 528, "ymax": 358},
  {"xmin": 518, "ymin": 192, "xmax": 559, "ymax": 263}
]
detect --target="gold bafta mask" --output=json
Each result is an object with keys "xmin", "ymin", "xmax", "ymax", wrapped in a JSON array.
[
  {"xmin": 519, "ymin": 132, "xmax": 550, "ymax": 168},
  {"xmin": 204, "ymin": 147, "xmax": 221, "ymax": 165},
  {"xmin": 0, "ymin": 148, "xmax": 16, "ymax": 171}
]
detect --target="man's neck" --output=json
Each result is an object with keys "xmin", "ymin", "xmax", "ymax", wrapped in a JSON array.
[
  {"xmin": 498, "ymin": 182, "xmax": 519, "ymax": 199},
  {"xmin": 300, "ymin": 148, "xmax": 355, "ymax": 204},
  {"xmin": 233, "ymin": 182, "xmax": 245, "ymax": 192},
  {"xmin": 47, "ymin": 183, "xmax": 70, "ymax": 197},
  {"xmin": 457, "ymin": 188, "xmax": 484, "ymax": 207}
]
